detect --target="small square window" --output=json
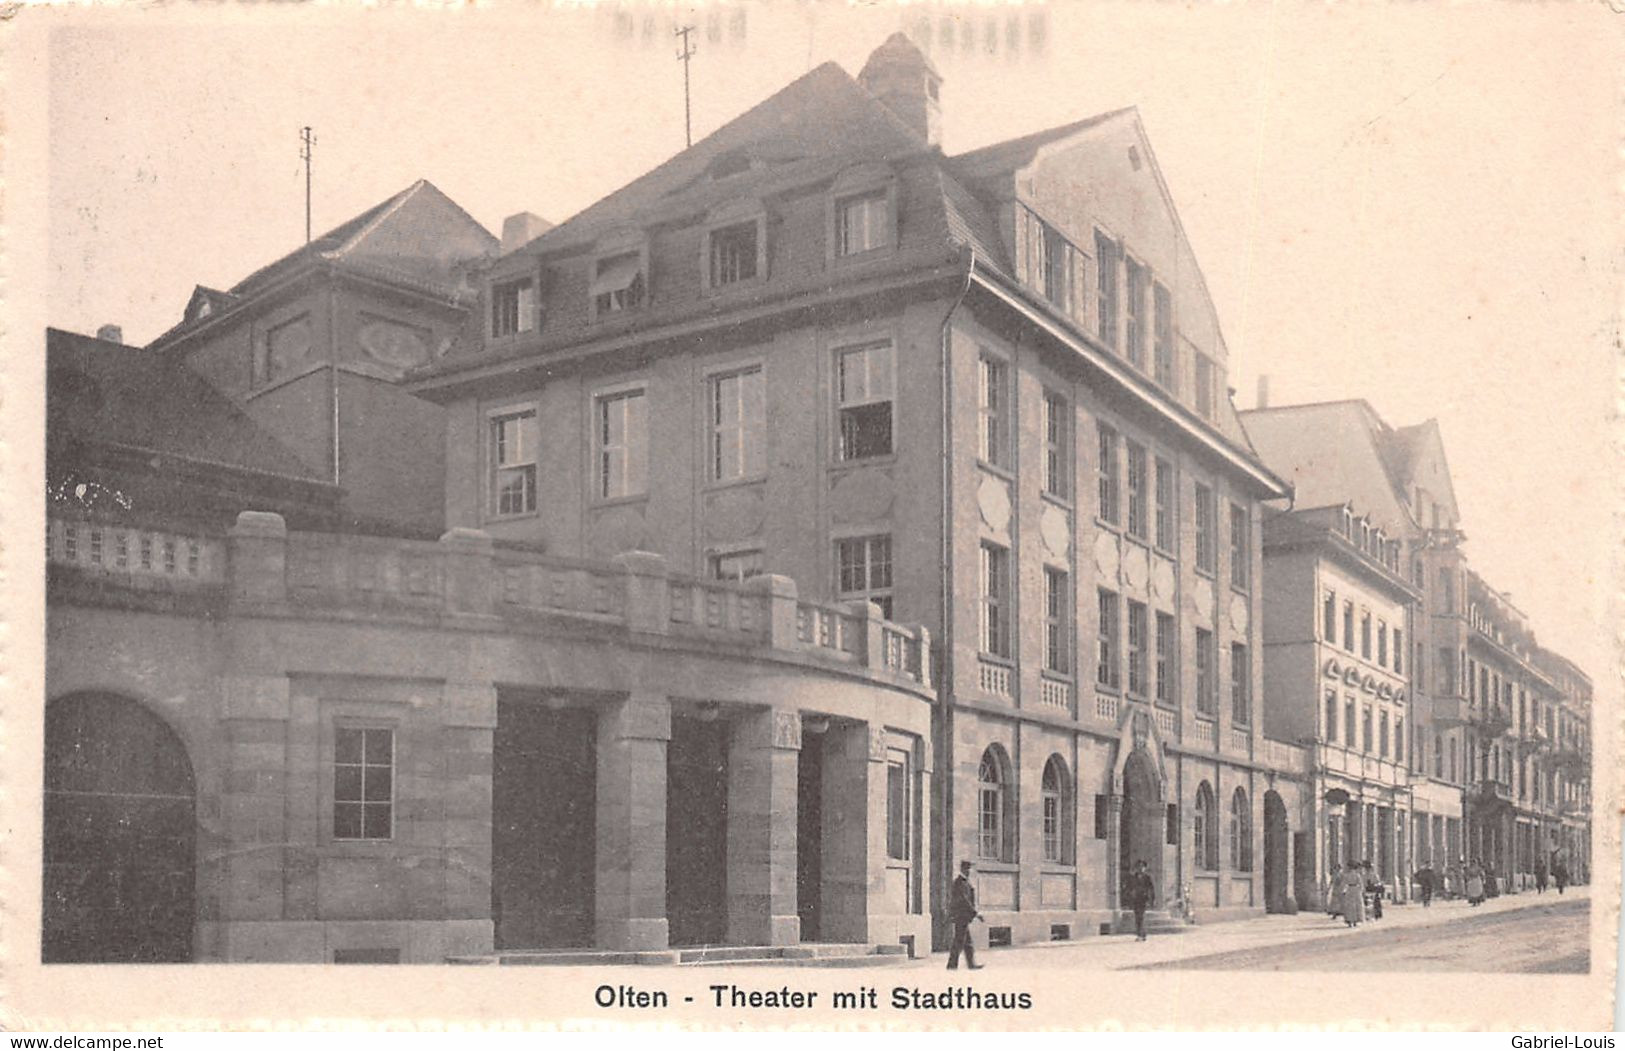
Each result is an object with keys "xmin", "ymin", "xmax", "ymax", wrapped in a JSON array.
[
  {"xmin": 592, "ymin": 251, "xmax": 646, "ymax": 315},
  {"xmin": 709, "ymin": 549, "xmax": 764, "ymax": 582}
]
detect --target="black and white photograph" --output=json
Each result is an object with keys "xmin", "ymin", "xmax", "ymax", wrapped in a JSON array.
[{"xmin": 3, "ymin": 0, "xmax": 1619, "ymax": 1031}]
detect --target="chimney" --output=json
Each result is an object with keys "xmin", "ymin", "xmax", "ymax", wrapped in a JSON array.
[
  {"xmin": 1256, "ymin": 374, "xmax": 1270, "ymax": 409},
  {"xmin": 95, "ymin": 324, "xmax": 123, "ymax": 344},
  {"xmin": 858, "ymin": 32, "xmax": 943, "ymax": 147},
  {"xmin": 500, "ymin": 212, "xmax": 552, "ymax": 255}
]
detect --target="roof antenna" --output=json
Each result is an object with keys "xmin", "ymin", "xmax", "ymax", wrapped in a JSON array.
[
  {"xmin": 675, "ymin": 25, "xmax": 697, "ymax": 148},
  {"xmin": 299, "ymin": 125, "xmax": 317, "ymax": 245}
]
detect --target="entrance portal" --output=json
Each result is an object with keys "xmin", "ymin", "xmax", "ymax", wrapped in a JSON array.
[
  {"xmin": 1119, "ymin": 748, "xmax": 1162, "ymax": 902},
  {"xmin": 43, "ymin": 693, "xmax": 196, "ymax": 962},
  {"xmin": 1263, "ymin": 790, "xmax": 1290, "ymax": 912},
  {"xmin": 492, "ymin": 699, "xmax": 597, "ymax": 949},
  {"xmin": 666, "ymin": 715, "xmax": 729, "ymax": 946}
]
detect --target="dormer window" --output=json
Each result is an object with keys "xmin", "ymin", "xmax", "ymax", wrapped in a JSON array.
[
  {"xmin": 491, "ymin": 277, "xmax": 537, "ymax": 338},
  {"xmin": 592, "ymin": 251, "xmax": 646, "ymax": 316},
  {"xmin": 836, "ymin": 190, "xmax": 889, "ymax": 257},
  {"xmin": 703, "ymin": 202, "xmax": 767, "ymax": 292}
]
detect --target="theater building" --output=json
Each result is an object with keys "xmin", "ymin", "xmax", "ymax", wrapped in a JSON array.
[
  {"xmin": 1258, "ymin": 503, "xmax": 1418, "ymax": 905},
  {"xmin": 413, "ymin": 33, "xmax": 1309, "ymax": 950}
]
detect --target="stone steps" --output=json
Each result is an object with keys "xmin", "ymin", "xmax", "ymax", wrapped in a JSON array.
[{"xmin": 1110, "ymin": 910, "xmax": 1194, "ymax": 936}]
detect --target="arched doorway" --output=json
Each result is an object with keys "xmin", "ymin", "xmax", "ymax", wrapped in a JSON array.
[
  {"xmin": 1262, "ymin": 790, "xmax": 1290, "ymax": 913},
  {"xmin": 43, "ymin": 693, "xmax": 196, "ymax": 962},
  {"xmin": 1119, "ymin": 748, "xmax": 1162, "ymax": 902}
]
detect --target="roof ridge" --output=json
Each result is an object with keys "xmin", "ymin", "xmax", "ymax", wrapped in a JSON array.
[{"xmin": 331, "ymin": 179, "xmax": 428, "ymax": 257}]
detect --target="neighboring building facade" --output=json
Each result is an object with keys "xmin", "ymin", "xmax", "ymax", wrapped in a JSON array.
[
  {"xmin": 1259, "ymin": 503, "xmax": 1419, "ymax": 906},
  {"xmin": 413, "ymin": 33, "xmax": 1309, "ymax": 952},
  {"xmin": 145, "ymin": 180, "xmax": 501, "ymax": 536},
  {"xmin": 1241, "ymin": 399, "xmax": 1593, "ymax": 900}
]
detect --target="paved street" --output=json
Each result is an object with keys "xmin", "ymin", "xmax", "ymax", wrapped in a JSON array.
[{"xmin": 907, "ymin": 887, "xmax": 1590, "ymax": 974}]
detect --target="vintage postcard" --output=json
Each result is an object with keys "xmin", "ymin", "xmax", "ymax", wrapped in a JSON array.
[{"xmin": 0, "ymin": 0, "xmax": 1618, "ymax": 1032}]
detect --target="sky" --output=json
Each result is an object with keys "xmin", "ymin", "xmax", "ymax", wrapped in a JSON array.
[{"xmin": 44, "ymin": 2, "xmax": 1622, "ymax": 686}]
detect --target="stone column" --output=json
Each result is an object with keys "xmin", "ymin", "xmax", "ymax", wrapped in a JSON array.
[
  {"xmin": 819, "ymin": 721, "xmax": 872, "ymax": 942},
  {"xmin": 595, "ymin": 692, "xmax": 671, "ymax": 951},
  {"xmin": 726, "ymin": 708, "xmax": 802, "ymax": 946},
  {"xmin": 1105, "ymin": 794, "xmax": 1124, "ymax": 910}
]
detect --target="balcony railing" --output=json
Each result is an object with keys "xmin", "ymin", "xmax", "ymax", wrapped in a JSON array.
[
  {"xmin": 53, "ymin": 512, "xmax": 934, "ymax": 689},
  {"xmin": 1469, "ymin": 703, "xmax": 1514, "ymax": 739}
]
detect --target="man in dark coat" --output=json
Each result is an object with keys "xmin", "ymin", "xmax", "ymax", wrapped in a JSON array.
[
  {"xmin": 1414, "ymin": 863, "xmax": 1434, "ymax": 907},
  {"xmin": 1125, "ymin": 860, "xmax": 1155, "ymax": 941},
  {"xmin": 947, "ymin": 860, "xmax": 983, "ymax": 970},
  {"xmin": 1554, "ymin": 858, "xmax": 1569, "ymax": 894},
  {"xmin": 1535, "ymin": 856, "xmax": 1548, "ymax": 893}
]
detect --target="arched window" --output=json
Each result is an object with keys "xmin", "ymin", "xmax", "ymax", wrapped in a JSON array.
[
  {"xmin": 1040, "ymin": 755, "xmax": 1073, "ymax": 864},
  {"xmin": 977, "ymin": 746, "xmax": 1013, "ymax": 862},
  {"xmin": 1230, "ymin": 787, "xmax": 1253, "ymax": 871},
  {"xmin": 1193, "ymin": 781, "xmax": 1218, "ymax": 870}
]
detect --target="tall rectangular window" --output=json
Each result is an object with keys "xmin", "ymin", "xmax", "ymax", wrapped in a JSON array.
[
  {"xmin": 1229, "ymin": 502, "xmax": 1249, "ymax": 589},
  {"xmin": 1155, "ymin": 612, "xmax": 1176, "ymax": 706},
  {"xmin": 835, "ymin": 190, "xmax": 889, "ymax": 256},
  {"xmin": 1346, "ymin": 698, "xmax": 1356, "ymax": 749},
  {"xmin": 1194, "ymin": 482, "xmax": 1215, "ymax": 573},
  {"xmin": 1395, "ymin": 717, "xmax": 1404, "ymax": 762},
  {"xmin": 491, "ymin": 277, "xmax": 537, "ymax": 337},
  {"xmin": 1126, "ymin": 600, "xmax": 1147, "ymax": 697},
  {"xmin": 708, "ymin": 220, "xmax": 760, "ymax": 287},
  {"xmin": 1377, "ymin": 620, "xmax": 1388, "ymax": 667},
  {"xmin": 1360, "ymin": 611, "xmax": 1372, "ymax": 659},
  {"xmin": 1195, "ymin": 628, "xmax": 1216, "ymax": 717},
  {"xmin": 1325, "ymin": 689, "xmax": 1339, "ymax": 743},
  {"xmin": 835, "ymin": 341, "xmax": 894, "ymax": 460},
  {"xmin": 1153, "ymin": 281, "xmax": 1175, "ymax": 389},
  {"xmin": 1194, "ymin": 353, "xmax": 1215, "ymax": 419},
  {"xmin": 1125, "ymin": 441, "xmax": 1148, "ymax": 540},
  {"xmin": 1379, "ymin": 712, "xmax": 1390, "ymax": 757},
  {"xmin": 837, "ymin": 535, "xmax": 893, "ymax": 619},
  {"xmin": 978, "ymin": 356, "xmax": 1007, "ymax": 467},
  {"xmin": 1323, "ymin": 589, "xmax": 1337, "ymax": 641},
  {"xmin": 334, "ymin": 727, "xmax": 393, "ymax": 841},
  {"xmin": 1096, "ymin": 589, "xmax": 1120, "ymax": 690},
  {"xmin": 711, "ymin": 367, "xmax": 766, "ymax": 481},
  {"xmin": 979, "ymin": 543, "xmax": 1010, "ymax": 658},
  {"xmin": 1045, "ymin": 568, "xmax": 1070, "ymax": 674},
  {"xmin": 1094, "ymin": 230, "xmax": 1119, "ymax": 348},
  {"xmin": 1042, "ymin": 224, "xmax": 1070, "ymax": 311},
  {"xmin": 1230, "ymin": 643, "xmax": 1250, "ymax": 725},
  {"xmin": 1044, "ymin": 393, "xmax": 1069, "ymax": 498},
  {"xmin": 596, "ymin": 389, "xmax": 648, "ymax": 499},
  {"xmin": 1097, "ymin": 424, "xmax": 1120, "ymax": 525},
  {"xmin": 886, "ymin": 751, "xmax": 910, "ymax": 861},
  {"xmin": 1362, "ymin": 706, "xmax": 1374, "ymax": 753},
  {"xmin": 490, "ymin": 409, "xmax": 538, "ymax": 517},
  {"xmin": 1124, "ymin": 257, "xmax": 1147, "ymax": 367},
  {"xmin": 1394, "ymin": 629, "xmax": 1404, "ymax": 674},
  {"xmin": 1344, "ymin": 602, "xmax": 1356, "ymax": 653},
  {"xmin": 1154, "ymin": 457, "xmax": 1175, "ymax": 551}
]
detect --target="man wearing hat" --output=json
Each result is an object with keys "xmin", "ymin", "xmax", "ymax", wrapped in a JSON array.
[{"xmin": 947, "ymin": 860, "xmax": 983, "ymax": 970}]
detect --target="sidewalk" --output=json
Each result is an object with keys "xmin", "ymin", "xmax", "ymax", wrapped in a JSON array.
[{"xmin": 906, "ymin": 885, "xmax": 1591, "ymax": 972}]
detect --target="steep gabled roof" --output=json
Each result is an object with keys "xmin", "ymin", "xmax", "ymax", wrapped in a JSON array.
[
  {"xmin": 149, "ymin": 180, "xmax": 496, "ymax": 351},
  {"xmin": 48, "ymin": 327, "xmax": 326, "ymax": 483},
  {"xmin": 948, "ymin": 107, "xmax": 1135, "ymax": 179},
  {"xmin": 515, "ymin": 61, "xmax": 934, "ymax": 257}
]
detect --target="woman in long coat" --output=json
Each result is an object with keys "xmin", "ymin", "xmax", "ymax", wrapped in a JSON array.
[
  {"xmin": 1339, "ymin": 863, "xmax": 1367, "ymax": 926},
  {"xmin": 1465, "ymin": 860, "xmax": 1485, "ymax": 905},
  {"xmin": 1326, "ymin": 864, "xmax": 1344, "ymax": 919}
]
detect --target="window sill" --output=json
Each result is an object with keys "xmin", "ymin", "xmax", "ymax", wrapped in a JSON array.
[
  {"xmin": 829, "ymin": 244, "xmax": 897, "ymax": 268},
  {"xmin": 977, "ymin": 460, "xmax": 1015, "ymax": 482},
  {"xmin": 977, "ymin": 652, "xmax": 1015, "ymax": 668},
  {"xmin": 1094, "ymin": 682, "xmax": 1122, "ymax": 697},
  {"xmin": 1094, "ymin": 517, "xmax": 1122, "ymax": 535},
  {"xmin": 485, "ymin": 510, "xmax": 540, "ymax": 525},
  {"xmin": 1194, "ymin": 567, "xmax": 1216, "ymax": 581},
  {"xmin": 973, "ymin": 859, "xmax": 1019, "ymax": 874},
  {"xmin": 591, "ymin": 494, "xmax": 651, "ymax": 510},
  {"xmin": 1040, "ymin": 490, "xmax": 1073, "ymax": 512},
  {"xmin": 830, "ymin": 453, "xmax": 898, "ymax": 473},
  {"xmin": 1040, "ymin": 668, "xmax": 1073, "ymax": 684},
  {"xmin": 703, "ymin": 475, "xmax": 767, "ymax": 494},
  {"xmin": 1153, "ymin": 544, "xmax": 1177, "ymax": 560},
  {"xmin": 702, "ymin": 276, "xmax": 767, "ymax": 298},
  {"xmin": 1230, "ymin": 583, "xmax": 1252, "ymax": 598}
]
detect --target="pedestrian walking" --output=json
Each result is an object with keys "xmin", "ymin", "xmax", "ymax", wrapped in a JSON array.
[
  {"xmin": 1554, "ymin": 859, "xmax": 1569, "ymax": 895},
  {"xmin": 1535, "ymin": 856, "xmax": 1548, "ymax": 894},
  {"xmin": 1339, "ymin": 862, "xmax": 1367, "ymax": 927},
  {"xmin": 946, "ymin": 860, "xmax": 983, "ymax": 970},
  {"xmin": 1326, "ymin": 863, "xmax": 1344, "ymax": 920},
  {"xmin": 1414, "ymin": 863, "xmax": 1434, "ymax": 907},
  {"xmin": 1465, "ymin": 859, "xmax": 1485, "ymax": 905},
  {"xmin": 1125, "ymin": 860, "xmax": 1155, "ymax": 941},
  {"xmin": 1364, "ymin": 860, "xmax": 1384, "ymax": 920}
]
